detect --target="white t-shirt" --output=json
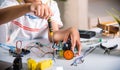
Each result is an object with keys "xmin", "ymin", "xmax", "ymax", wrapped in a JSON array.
[{"xmin": 0, "ymin": 0, "xmax": 63, "ymax": 42}]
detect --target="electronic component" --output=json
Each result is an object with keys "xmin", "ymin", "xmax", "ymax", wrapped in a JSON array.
[
  {"xmin": 13, "ymin": 55, "xmax": 22, "ymax": 70},
  {"xmin": 62, "ymin": 39, "xmax": 74, "ymax": 60},
  {"xmin": 79, "ymin": 30, "xmax": 96, "ymax": 39},
  {"xmin": 13, "ymin": 41, "xmax": 23, "ymax": 70}
]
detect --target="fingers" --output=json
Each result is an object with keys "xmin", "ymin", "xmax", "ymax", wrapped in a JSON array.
[
  {"xmin": 67, "ymin": 27, "xmax": 81, "ymax": 56},
  {"xmin": 30, "ymin": 2, "xmax": 53, "ymax": 19},
  {"xmin": 70, "ymin": 34, "xmax": 75, "ymax": 52},
  {"xmin": 70, "ymin": 34, "xmax": 81, "ymax": 56},
  {"xmin": 63, "ymin": 32, "xmax": 69, "ymax": 43},
  {"xmin": 45, "ymin": 6, "xmax": 53, "ymax": 19},
  {"xmin": 76, "ymin": 40, "xmax": 81, "ymax": 56},
  {"xmin": 41, "ymin": 4, "xmax": 53, "ymax": 19},
  {"xmin": 76, "ymin": 31, "xmax": 81, "ymax": 55},
  {"xmin": 39, "ymin": 4, "xmax": 44, "ymax": 17},
  {"xmin": 42, "ymin": 4, "xmax": 49, "ymax": 19},
  {"xmin": 36, "ymin": 4, "xmax": 41, "ymax": 16}
]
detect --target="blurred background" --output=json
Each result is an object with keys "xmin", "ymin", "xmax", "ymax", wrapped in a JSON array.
[{"xmin": 56, "ymin": 0, "xmax": 120, "ymax": 29}]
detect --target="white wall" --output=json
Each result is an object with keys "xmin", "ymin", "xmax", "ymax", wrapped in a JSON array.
[
  {"xmin": 89, "ymin": 0, "xmax": 120, "ymax": 17},
  {"xmin": 57, "ymin": 0, "xmax": 88, "ymax": 30}
]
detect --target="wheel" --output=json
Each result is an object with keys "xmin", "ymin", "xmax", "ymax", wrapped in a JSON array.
[{"xmin": 63, "ymin": 50, "xmax": 74, "ymax": 60}]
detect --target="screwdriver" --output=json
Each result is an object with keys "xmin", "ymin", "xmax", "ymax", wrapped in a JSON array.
[{"xmin": 48, "ymin": 18, "xmax": 53, "ymax": 39}]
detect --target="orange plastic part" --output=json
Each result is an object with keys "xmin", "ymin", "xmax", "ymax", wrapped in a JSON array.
[{"xmin": 63, "ymin": 50, "xmax": 74, "ymax": 60}]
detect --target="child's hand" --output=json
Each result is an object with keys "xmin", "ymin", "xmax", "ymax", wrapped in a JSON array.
[
  {"xmin": 53, "ymin": 27, "xmax": 82, "ymax": 56},
  {"xmin": 30, "ymin": 2, "xmax": 53, "ymax": 19}
]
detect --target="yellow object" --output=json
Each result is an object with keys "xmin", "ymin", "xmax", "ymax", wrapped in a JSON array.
[
  {"xmin": 37, "ymin": 59, "xmax": 53, "ymax": 70},
  {"xmin": 16, "ymin": 0, "xmax": 22, "ymax": 3},
  {"xmin": 59, "ymin": 50, "xmax": 64, "ymax": 57},
  {"xmin": 27, "ymin": 58, "xmax": 37, "ymax": 70},
  {"xmin": 27, "ymin": 58, "xmax": 53, "ymax": 70},
  {"xmin": 50, "ymin": 32, "xmax": 53, "ymax": 36}
]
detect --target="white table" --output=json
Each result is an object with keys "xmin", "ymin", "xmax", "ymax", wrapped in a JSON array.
[{"xmin": 0, "ymin": 38, "xmax": 120, "ymax": 70}]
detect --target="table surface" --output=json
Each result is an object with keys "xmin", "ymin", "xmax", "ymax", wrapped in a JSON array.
[{"xmin": 0, "ymin": 36, "xmax": 120, "ymax": 70}]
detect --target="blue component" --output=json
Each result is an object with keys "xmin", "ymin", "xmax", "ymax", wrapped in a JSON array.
[
  {"xmin": 8, "ymin": 45, "xmax": 15, "ymax": 52},
  {"xmin": 0, "ymin": 43, "xmax": 15, "ymax": 52}
]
